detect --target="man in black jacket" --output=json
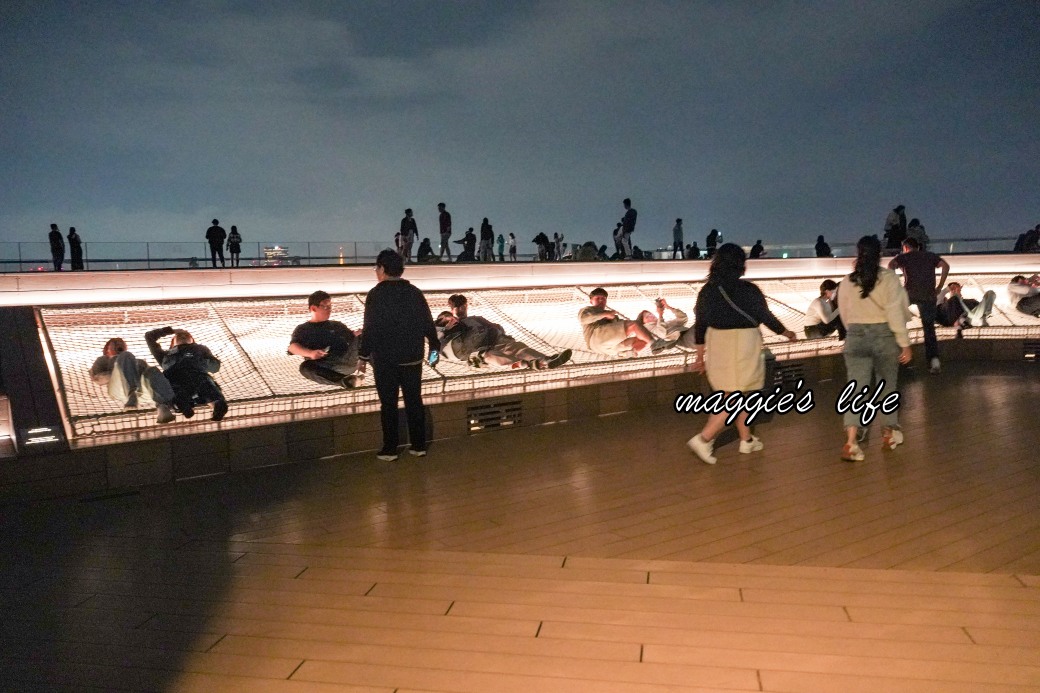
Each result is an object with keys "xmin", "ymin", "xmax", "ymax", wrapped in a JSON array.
[
  {"xmin": 358, "ymin": 250, "xmax": 439, "ymax": 460},
  {"xmin": 145, "ymin": 326, "xmax": 228, "ymax": 420}
]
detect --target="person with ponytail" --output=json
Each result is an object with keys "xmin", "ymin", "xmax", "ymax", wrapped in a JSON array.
[
  {"xmin": 836, "ymin": 235, "xmax": 912, "ymax": 461},
  {"xmin": 687, "ymin": 243, "xmax": 796, "ymax": 464}
]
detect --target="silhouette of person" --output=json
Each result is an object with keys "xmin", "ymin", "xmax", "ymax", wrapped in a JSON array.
[
  {"xmin": 48, "ymin": 223, "xmax": 65, "ymax": 271},
  {"xmin": 479, "ymin": 218, "xmax": 494, "ymax": 262},
  {"xmin": 815, "ymin": 235, "xmax": 833, "ymax": 258},
  {"xmin": 205, "ymin": 219, "xmax": 227, "ymax": 268},
  {"xmin": 672, "ymin": 219, "xmax": 684, "ymax": 259},
  {"xmin": 620, "ymin": 198, "xmax": 637, "ymax": 259},
  {"xmin": 883, "ymin": 204, "xmax": 907, "ymax": 253},
  {"xmin": 455, "ymin": 228, "xmax": 477, "ymax": 261},
  {"xmin": 496, "ymin": 233, "xmax": 505, "ymax": 262},
  {"xmin": 400, "ymin": 209, "xmax": 418, "ymax": 263},
  {"xmin": 705, "ymin": 229, "xmax": 719, "ymax": 259},
  {"xmin": 437, "ymin": 203, "xmax": 452, "ymax": 261},
  {"xmin": 749, "ymin": 240, "xmax": 766, "ymax": 259},
  {"xmin": 226, "ymin": 225, "xmax": 242, "ymax": 267},
  {"xmin": 68, "ymin": 226, "xmax": 84, "ymax": 270}
]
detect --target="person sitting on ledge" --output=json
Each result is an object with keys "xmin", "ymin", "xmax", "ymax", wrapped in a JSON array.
[
  {"xmin": 90, "ymin": 337, "xmax": 176, "ymax": 424},
  {"xmin": 936, "ymin": 282, "xmax": 995, "ymax": 337},
  {"xmin": 145, "ymin": 326, "xmax": 228, "ymax": 421},
  {"xmin": 803, "ymin": 279, "xmax": 846, "ymax": 340},
  {"xmin": 436, "ymin": 294, "xmax": 571, "ymax": 370},
  {"xmin": 288, "ymin": 290, "xmax": 364, "ymax": 389},
  {"xmin": 578, "ymin": 287, "xmax": 659, "ymax": 357}
]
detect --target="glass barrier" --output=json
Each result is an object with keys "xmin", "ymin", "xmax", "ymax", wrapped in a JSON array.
[{"xmin": 0, "ymin": 236, "xmax": 1024, "ymax": 273}]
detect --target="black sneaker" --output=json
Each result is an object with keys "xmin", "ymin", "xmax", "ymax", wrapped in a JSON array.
[
  {"xmin": 547, "ymin": 349, "xmax": 573, "ymax": 369},
  {"xmin": 211, "ymin": 400, "xmax": 228, "ymax": 422}
]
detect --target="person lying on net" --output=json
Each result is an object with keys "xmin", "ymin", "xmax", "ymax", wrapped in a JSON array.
[{"xmin": 145, "ymin": 326, "xmax": 228, "ymax": 421}]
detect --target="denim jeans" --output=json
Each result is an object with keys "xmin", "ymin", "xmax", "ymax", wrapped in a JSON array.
[
  {"xmin": 913, "ymin": 299, "xmax": 939, "ymax": 360},
  {"xmin": 842, "ymin": 323, "xmax": 901, "ymax": 430}
]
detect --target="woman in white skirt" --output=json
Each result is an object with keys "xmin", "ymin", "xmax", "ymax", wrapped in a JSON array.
[{"xmin": 688, "ymin": 243, "xmax": 796, "ymax": 464}]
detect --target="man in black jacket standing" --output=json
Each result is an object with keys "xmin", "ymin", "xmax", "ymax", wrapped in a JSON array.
[{"xmin": 358, "ymin": 249, "xmax": 440, "ymax": 461}]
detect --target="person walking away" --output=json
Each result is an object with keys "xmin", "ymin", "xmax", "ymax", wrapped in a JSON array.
[
  {"xmin": 838, "ymin": 235, "xmax": 912, "ymax": 461},
  {"xmin": 205, "ymin": 219, "xmax": 227, "ymax": 268},
  {"xmin": 68, "ymin": 227, "xmax": 84, "ymax": 270},
  {"xmin": 672, "ymin": 219, "xmax": 684, "ymax": 259},
  {"xmin": 48, "ymin": 223, "xmax": 65, "ymax": 271},
  {"xmin": 888, "ymin": 237, "xmax": 949, "ymax": 373},
  {"xmin": 358, "ymin": 250, "xmax": 440, "ymax": 460},
  {"xmin": 686, "ymin": 243, "xmax": 797, "ymax": 464}
]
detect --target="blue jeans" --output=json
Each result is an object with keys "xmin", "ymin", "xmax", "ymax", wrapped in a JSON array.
[
  {"xmin": 913, "ymin": 299, "xmax": 939, "ymax": 361},
  {"xmin": 842, "ymin": 323, "xmax": 901, "ymax": 430}
]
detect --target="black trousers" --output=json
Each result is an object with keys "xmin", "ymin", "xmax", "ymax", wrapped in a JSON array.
[
  {"xmin": 373, "ymin": 361, "xmax": 425, "ymax": 453},
  {"xmin": 299, "ymin": 358, "xmax": 355, "ymax": 387},
  {"xmin": 209, "ymin": 244, "xmax": 225, "ymax": 267},
  {"xmin": 804, "ymin": 317, "xmax": 847, "ymax": 340}
]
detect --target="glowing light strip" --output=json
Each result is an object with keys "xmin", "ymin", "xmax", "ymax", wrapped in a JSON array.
[{"xmin": 2, "ymin": 255, "xmax": 1038, "ymax": 307}]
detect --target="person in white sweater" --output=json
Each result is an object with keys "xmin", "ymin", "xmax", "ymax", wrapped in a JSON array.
[
  {"xmin": 837, "ymin": 236, "xmax": 912, "ymax": 462},
  {"xmin": 804, "ymin": 279, "xmax": 846, "ymax": 340}
]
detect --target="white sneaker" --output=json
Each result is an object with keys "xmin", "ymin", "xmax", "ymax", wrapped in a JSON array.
[
  {"xmin": 883, "ymin": 427, "xmax": 904, "ymax": 451},
  {"xmin": 687, "ymin": 434, "xmax": 717, "ymax": 464},
  {"xmin": 739, "ymin": 435, "xmax": 764, "ymax": 454},
  {"xmin": 929, "ymin": 357, "xmax": 941, "ymax": 374}
]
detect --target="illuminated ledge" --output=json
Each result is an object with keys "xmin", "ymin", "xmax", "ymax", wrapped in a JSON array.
[{"xmin": 4, "ymin": 254, "xmax": 1040, "ymax": 307}]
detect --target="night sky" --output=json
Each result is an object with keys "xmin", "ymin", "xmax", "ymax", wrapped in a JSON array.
[{"xmin": 2, "ymin": 1, "xmax": 1037, "ymax": 251}]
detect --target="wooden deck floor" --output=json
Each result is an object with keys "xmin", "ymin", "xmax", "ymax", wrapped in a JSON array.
[{"xmin": 2, "ymin": 360, "xmax": 1039, "ymax": 691}]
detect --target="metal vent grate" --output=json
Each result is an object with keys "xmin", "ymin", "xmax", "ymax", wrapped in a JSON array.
[
  {"xmin": 773, "ymin": 360, "xmax": 807, "ymax": 386},
  {"xmin": 467, "ymin": 400, "xmax": 523, "ymax": 432},
  {"xmin": 1024, "ymin": 342, "xmax": 1040, "ymax": 361}
]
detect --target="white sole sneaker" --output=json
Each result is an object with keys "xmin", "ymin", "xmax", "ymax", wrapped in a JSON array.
[
  {"xmin": 408, "ymin": 449, "xmax": 427, "ymax": 457},
  {"xmin": 882, "ymin": 428, "xmax": 904, "ymax": 450},
  {"xmin": 376, "ymin": 452, "xmax": 398, "ymax": 461},
  {"xmin": 687, "ymin": 435, "xmax": 717, "ymax": 464},
  {"xmin": 739, "ymin": 435, "xmax": 764, "ymax": 454},
  {"xmin": 841, "ymin": 443, "xmax": 865, "ymax": 462}
]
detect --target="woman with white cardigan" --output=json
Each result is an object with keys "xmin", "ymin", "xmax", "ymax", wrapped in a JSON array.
[{"xmin": 837, "ymin": 235, "xmax": 912, "ymax": 461}]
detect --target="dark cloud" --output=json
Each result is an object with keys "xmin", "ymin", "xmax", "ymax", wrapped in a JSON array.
[{"xmin": 1, "ymin": 1, "xmax": 1037, "ymax": 249}]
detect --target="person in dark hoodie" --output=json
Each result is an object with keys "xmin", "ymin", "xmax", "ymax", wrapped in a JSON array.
[
  {"xmin": 145, "ymin": 326, "xmax": 228, "ymax": 421},
  {"xmin": 454, "ymin": 227, "xmax": 477, "ymax": 261},
  {"xmin": 357, "ymin": 249, "xmax": 440, "ymax": 461}
]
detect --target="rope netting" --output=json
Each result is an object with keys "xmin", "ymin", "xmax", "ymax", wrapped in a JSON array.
[{"xmin": 38, "ymin": 275, "xmax": 1039, "ymax": 441}]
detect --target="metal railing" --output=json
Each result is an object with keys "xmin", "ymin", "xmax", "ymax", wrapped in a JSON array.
[{"xmin": 0, "ymin": 236, "xmax": 1024, "ymax": 273}]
